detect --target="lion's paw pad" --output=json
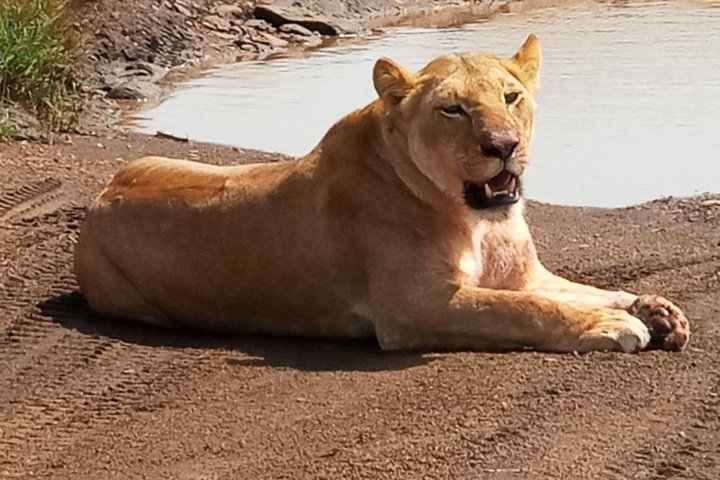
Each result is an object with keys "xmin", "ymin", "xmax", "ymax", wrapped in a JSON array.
[{"xmin": 627, "ymin": 294, "xmax": 690, "ymax": 351}]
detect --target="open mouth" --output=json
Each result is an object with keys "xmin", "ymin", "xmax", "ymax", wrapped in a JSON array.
[{"xmin": 463, "ymin": 170, "xmax": 520, "ymax": 210}]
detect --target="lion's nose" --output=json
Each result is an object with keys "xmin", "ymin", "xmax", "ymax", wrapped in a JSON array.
[{"xmin": 480, "ymin": 129, "xmax": 519, "ymax": 161}]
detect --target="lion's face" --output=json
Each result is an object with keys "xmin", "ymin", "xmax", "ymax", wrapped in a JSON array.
[{"xmin": 373, "ymin": 35, "xmax": 541, "ymax": 211}]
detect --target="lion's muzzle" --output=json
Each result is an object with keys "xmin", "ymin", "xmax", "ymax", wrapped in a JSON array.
[{"xmin": 479, "ymin": 128, "xmax": 519, "ymax": 162}]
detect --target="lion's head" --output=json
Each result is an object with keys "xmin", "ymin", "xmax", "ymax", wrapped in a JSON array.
[{"xmin": 373, "ymin": 35, "xmax": 541, "ymax": 211}]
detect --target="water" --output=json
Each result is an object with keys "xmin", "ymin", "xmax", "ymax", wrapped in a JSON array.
[{"xmin": 130, "ymin": 0, "xmax": 720, "ymax": 207}]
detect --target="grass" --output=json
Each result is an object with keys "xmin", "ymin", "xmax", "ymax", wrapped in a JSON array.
[
  {"xmin": 0, "ymin": 118, "xmax": 15, "ymax": 142},
  {"xmin": 0, "ymin": 0, "xmax": 80, "ymax": 130}
]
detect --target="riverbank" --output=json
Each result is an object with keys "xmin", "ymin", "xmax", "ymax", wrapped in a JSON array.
[{"xmin": 2, "ymin": 0, "xmax": 531, "ymax": 141}]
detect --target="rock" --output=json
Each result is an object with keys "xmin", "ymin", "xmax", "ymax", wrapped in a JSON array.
[
  {"xmin": 215, "ymin": 4, "xmax": 244, "ymax": 18},
  {"xmin": 122, "ymin": 61, "xmax": 166, "ymax": 82},
  {"xmin": 173, "ymin": 0, "xmax": 192, "ymax": 17},
  {"xmin": 253, "ymin": 5, "xmax": 340, "ymax": 36},
  {"xmin": 279, "ymin": 23, "xmax": 313, "ymax": 37},
  {"xmin": 1, "ymin": 106, "xmax": 48, "ymax": 143},
  {"xmin": 282, "ymin": 33, "xmax": 322, "ymax": 47},
  {"xmin": 300, "ymin": 35, "xmax": 323, "ymax": 47},
  {"xmin": 107, "ymin": 79, "xmax": 161, "ymax": 101},
  {"xmin": 121, "ymin": 46, "xmax": 140, "ymax": 62},
  {"xmin": 174, "ymin": 3, "xmax": 192, "ymax": 17},
  {"xmin": 213, "ymin": 31, "xmax": 239, "ymax": 41},
  {"xmin": 235, "ymin": 39, "xmax": 272, "ymax": 55},
  {"xmin": 202, "ymin": 15, "xmax": 232, "ymax": 32},
  {"xmin": 257, "ymin": 32, "xmax": 289, "ymax": 48},
  {"xmin": 243, "ymin": 18, "xmax": 272, "ymax": 31},
  {"xmin": 237, "ymin": 42, "xmax": 258, "ymax": 53}
]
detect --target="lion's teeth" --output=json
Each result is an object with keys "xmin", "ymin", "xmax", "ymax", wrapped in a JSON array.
[{"xmin": 484, "ymin": 179, "xmax": 517, "ymax": 198}]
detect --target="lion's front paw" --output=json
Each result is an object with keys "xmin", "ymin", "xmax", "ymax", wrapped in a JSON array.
[
  {"xmin": 579, "ymin": 311, "xmax": 651, "ymax": 353},
  {"xmin": 627, "ymin": 294, "xmax": 690, "ymax": 351}
]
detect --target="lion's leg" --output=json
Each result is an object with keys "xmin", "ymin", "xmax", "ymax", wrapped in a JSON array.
[
  {"xmin": 523, "ymin": 263, "xmax": 637, "ymax": 309},
  {"xmin": 522, "ymin": 263, "xmax": 689, "ymax": 351},
  {"xmin": 75, "ymin": 245, "xmax": 174, "ymax": 327},
  {"xmin": 372, "ymin": 286, "xmax": 650, "ymax": 353}
]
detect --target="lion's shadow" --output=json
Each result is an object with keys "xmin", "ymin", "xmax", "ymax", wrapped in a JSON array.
[{"xmin": 39, "ymin": 291, "xmax": 432, "ymax": 372}]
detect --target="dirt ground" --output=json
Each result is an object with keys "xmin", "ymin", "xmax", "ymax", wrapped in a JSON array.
[
  {"xmin": 1, "ymin": 0, "xmax": 719, "ymax": 477},
  {"xmin": 0, "ymin": 131, "xmax": 718, "ymax": 479}
]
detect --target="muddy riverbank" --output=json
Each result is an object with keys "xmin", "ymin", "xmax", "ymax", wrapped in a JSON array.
[
  {"xmin": 3, "ymin": 0, "xmax": 565, "ymax": 140},
  {"xmin": 24, "ymin": 0, "xmax": 520, "ymax": 139}
]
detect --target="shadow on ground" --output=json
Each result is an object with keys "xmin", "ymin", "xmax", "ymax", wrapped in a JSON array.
[{"xmin": 39, "ymin": 291, "xmax": 432, "ymax": 372}]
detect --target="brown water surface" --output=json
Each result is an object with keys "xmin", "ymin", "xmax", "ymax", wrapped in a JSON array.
[{"xmin": 130, "ymin": 0, "xmax": 720, "ymax": 206}]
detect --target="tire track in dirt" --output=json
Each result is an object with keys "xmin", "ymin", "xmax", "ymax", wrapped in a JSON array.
[
  {"xmin": 0, "ymin": 275, "xmax": 213, "ymax": 478},
  {"xmin": 0, "ymin": 178, "xmax": 64, "ymax": 225},
  {"xmin": 0, "ymin": 204, "xmax": 83, "ymax": 332},
  {"xmin": 0, "ymin": 275, "xmax": 78, "ymax": 377},
  {"xmin": 0, "ymin": 196, "xmax": 216, "ymax": 476},
  {"xmin": 0, "ymin": 198, "xmax": 172, "ymax": 476}
]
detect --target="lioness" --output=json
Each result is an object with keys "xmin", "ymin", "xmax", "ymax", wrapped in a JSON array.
[{"xmin": 75, "ymin": 35, "xmax": 689, "ymax": 352}]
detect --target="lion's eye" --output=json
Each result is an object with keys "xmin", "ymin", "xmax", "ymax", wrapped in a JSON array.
[
  {"xmin": 440, "ymin": 104, "xmax": 466, "ymax": 118},
  {"xmin": 504, "ymin": 91, "xmax": 521, "ymax": 105}
]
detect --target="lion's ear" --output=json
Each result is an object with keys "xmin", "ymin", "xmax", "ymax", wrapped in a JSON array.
[
  {"xmin": 506, "ymin": 34, "xmax": 541, "ymax": 95},
  {"xmin": 373, "ymin": 58, "xmax": 416, "ymax": 106}
]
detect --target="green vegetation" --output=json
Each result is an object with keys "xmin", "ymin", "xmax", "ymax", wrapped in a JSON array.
[
  {"xmin": 0, "ymin": 118, "xmax": 15, "ymax": 141},
  {"xmin": 0, "ymin": 0, "xmax": 80, "ymax": 131}
]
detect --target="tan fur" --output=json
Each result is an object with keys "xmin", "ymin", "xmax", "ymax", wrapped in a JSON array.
[{"xmin": 75, "ymin": 35, "xmax": 660, "ymax": 352}]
